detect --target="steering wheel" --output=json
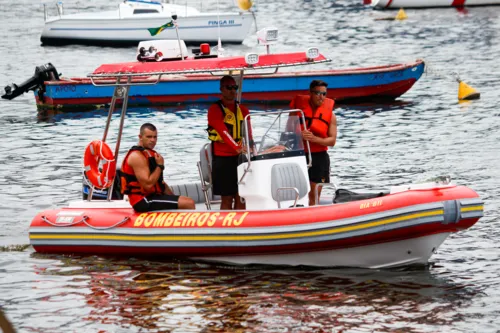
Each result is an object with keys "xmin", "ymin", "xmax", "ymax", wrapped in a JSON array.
[{"xmin": 279, "ymin": 132, "xmax": 298, "ymax": 151}]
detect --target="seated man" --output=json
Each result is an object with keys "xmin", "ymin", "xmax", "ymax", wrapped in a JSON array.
[{"xmin": 121, "ymin": 123, "xmax": 195, "ymax": 212}]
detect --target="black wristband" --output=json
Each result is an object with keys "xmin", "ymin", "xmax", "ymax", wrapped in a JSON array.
[{"xmin": 157, "ymin": 164, "xmax": 164, "ymax": 171}]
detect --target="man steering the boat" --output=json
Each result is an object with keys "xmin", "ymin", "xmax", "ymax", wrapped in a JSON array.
[
  {"xmin": 121, "ymin": 123, "xmax": 195, "ymax": 212},
  {"xmin": 289, "ymin": 80, "xmax": 337, "ymax": 206},
  {"xmin": 207, "ymin": 75, "xmax": 253, "ymax": 210}
]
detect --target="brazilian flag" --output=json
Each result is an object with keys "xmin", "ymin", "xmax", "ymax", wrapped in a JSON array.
[{"xmin": 147, "ymin": 20, "xmax": 174, "ymax": 36}]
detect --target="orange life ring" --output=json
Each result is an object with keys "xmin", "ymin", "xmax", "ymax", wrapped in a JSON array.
[{"xmin": 83, "ymin": 140, "xmax": 116, "ymax": 189}]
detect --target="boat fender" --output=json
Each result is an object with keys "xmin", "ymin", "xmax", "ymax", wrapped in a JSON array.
[
  {"xmin": 442, "ymin": 200, "xmax": 460, "ymax": 224},
  {"xmin": 83, "ymin": 140, "xmax": 117, "ymax": 189}
]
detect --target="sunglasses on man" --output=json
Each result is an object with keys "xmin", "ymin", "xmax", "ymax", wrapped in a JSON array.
[
  {"xmin": 311, "ymin": 90, "xmax": 327, "ymax": 96},
  {"xmin": 224, "ymin": 85, "xmax": 239, "ymax": 91}
]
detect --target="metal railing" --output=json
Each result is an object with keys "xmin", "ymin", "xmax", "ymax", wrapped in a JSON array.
[
  {"xmin": 87, "ymin": 58, "xmax": 331, "ymax": 80},
  {"xmin": 315, "ymin": 183, "xmax": 337, "ymax": 206},
  {"xmin": 86, "ymin": 76, "xmax": 132, "ymax": 201},
  {"xmin": 276, "ymin": 187, "xmax": 299, "ymax": 208},
  {"xmin": 43, "ymin": 2, "xmax": 64, "ymax": 21}
]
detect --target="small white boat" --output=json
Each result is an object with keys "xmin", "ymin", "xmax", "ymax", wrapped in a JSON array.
[
  {"xmin": 372, "ymin": 0, "xmax": 500, "ymax": 8},
  {"xmin": 41, "ymin": 0, "xmax": 254, "ymax": 46}
]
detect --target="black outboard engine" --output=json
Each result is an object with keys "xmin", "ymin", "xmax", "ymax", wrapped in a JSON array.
[{"xmin": 2, "ymin": 63, "xmax": 60, "ymax": 100}]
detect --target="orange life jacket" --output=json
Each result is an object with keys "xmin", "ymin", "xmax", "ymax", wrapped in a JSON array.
[
  {"xmin": 120, "ymin": 146, "xmax": 166, "ymax": 203},
  {"xmin": 292, "ymin": 95, "xmax": 334, "ymax": 152}
]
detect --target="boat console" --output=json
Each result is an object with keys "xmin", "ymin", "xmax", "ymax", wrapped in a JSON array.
[{"xmin": 237, "ymin": 110, "xmax": 311, "ymax": 210}]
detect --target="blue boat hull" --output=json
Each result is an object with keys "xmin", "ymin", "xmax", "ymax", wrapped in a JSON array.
[{"xmin": 35, "ymin": 60, "xmax": 425, "ymax": 111}]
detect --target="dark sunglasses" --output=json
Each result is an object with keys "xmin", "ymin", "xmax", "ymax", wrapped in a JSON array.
[
  {"xmin": 311, "ymin": 91, "xmax": 327, "ymax": 96},
  {"xmin": 224, "ymin": 85, "xmax": 239, "ymax": 91}
]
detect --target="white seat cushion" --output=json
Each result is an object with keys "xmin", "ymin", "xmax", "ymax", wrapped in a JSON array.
[{"xmin": 271, "ymin": 163, "xmax": 308, "ymax": 201}]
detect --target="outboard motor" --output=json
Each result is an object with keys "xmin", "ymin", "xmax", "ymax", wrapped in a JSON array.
[{"xmin": 1, "ymin": 63, "xmax": 60, "ymax": 100}]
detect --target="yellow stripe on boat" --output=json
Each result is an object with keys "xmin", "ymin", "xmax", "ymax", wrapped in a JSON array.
[
  {"xmin": 461, "ymin": 205, "xmax": 483, "ymax": 212},
  {"xmin": 30, "ymin": 209, "xmax": 444, "ymax": 242}
]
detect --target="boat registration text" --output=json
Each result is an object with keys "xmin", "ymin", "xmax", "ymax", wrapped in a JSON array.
[
  {"xmin": 360, "ymin": 199, "xmax": 383, "ymax": 209},
  {"xmin": 208, "ymin": 20, "xmax": 235, "ymax": 25}
]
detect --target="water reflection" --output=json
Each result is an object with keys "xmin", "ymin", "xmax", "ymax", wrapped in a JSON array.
[
  {"xmin": 35, "ymin": 100, "xmax": 417, "ymax": 124},
  {"xmin": 30, "ymin": 253, "xmax": 483, "ymax": 332},
  {"xmin": 35, "ymin": 103, "xmax": 286, "ymax": 123},
  {"xmin": 37, "ymin": 108, "xmax": 110, "ymax": 123}
]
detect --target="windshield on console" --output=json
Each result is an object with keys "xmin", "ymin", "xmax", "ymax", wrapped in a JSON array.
[{"xmin": 242, "ymin": 109, "xmax": 306, "ymax": 158}]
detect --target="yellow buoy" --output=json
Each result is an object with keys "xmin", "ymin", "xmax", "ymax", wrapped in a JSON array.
[
  {"xmin": 395, "ymin": 8, "xmax": 408, "ymax": 20},
  {"xmin": 237, "ymin": 0, "xmax": 253, "ymax": 11},
  {"xmin": 458, "ymin": 80, "xmax": 480, "ymax": 100},
  {"xmin": 375, "ymin": 7, "xmax": 407, "ymax": 21}
]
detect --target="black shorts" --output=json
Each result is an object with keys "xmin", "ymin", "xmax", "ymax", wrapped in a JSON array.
[
  {"xmin": 212, "ymin": 155, "xmax": 239, "ymax": 196},
  {"xmin": 133, "ymin": 194, "xmax": 180, "ymax": 212},
  {"xmin": 306, "ymin": 151, "xmax": 331, "ymax": 184}
]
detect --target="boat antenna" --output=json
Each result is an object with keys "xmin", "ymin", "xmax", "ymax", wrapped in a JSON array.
[
  {"xmin": 172, "ymin": 12, "xmax": 185, "ymax": 60},
  {"xmin": 251, "ymin": 10, "xmax": 258, "ymax": 32},
  {"xmin": 217, "ymin": 0, "xmax": 223, "ymax": 57}
]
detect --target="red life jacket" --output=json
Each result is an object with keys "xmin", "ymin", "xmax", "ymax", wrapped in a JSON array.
[
  {"xmin": 120, "ymin": 146, "xmax": 166, "ymax": 206},
  {"xmin": 291, "ymin": 95, "xmax": 334, "ymax": 152}
]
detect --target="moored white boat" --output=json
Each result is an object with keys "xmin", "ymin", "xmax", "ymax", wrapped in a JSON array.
[
  {"xmin": 372, "ymin": 0, "xmax": 500, "ymax": 8},
  {"xmin": 41, "ymin": 0, "xmax": 254, "ymax": 46}
]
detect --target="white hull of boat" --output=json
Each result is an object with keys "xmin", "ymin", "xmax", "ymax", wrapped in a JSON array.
[
  {"xmin": 41, "ymin": 12, "xmax": 254, "ymax": 45},
  {"xmin": 193, "ymin": 233, "xmax": 450, "ymax": 268},
  {"xmin": 372, "ymin": 0, "xmax": 500, "ymax": 8}
]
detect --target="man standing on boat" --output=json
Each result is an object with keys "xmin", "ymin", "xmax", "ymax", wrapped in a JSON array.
[
  {"xmin": 289, "ymin": 80, "xmax": 337, "ymax": 206},
  {"xmin": 207, "ymin": 75, "xmax": 251, "ymax": 210},
  {"xmin": 121, "ymin": 123, "xmax": 195, "ymax": 212}
]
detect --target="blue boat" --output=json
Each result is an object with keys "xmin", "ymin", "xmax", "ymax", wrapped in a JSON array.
[{"xmin": 2, "ymin": 59, "xmax": 425, "ymax": 111}]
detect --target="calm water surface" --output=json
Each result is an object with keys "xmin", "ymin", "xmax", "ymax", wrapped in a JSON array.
[{"xmin": 1, "ymin": 0, "xmax": 499, "ymax": 332}]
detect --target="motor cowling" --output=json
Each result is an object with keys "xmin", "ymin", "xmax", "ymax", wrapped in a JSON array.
[{"xmin": 1, "ymin": 63, "xmax": 60, "ymax": 100}]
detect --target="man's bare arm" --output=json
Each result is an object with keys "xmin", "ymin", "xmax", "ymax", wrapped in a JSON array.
[{"xmin": 128, "ymin": 152, "xmax": 162, "ymax": 191}]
